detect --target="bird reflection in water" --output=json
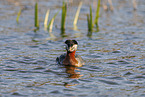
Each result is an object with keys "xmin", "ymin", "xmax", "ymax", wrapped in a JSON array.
[
  {"xmin": 63, "ymin": 66, "xmax": 83, "ymax": 87},
  {"xmin": 65, "ymin": 66, "xmax": 83, "ymax": 79}
]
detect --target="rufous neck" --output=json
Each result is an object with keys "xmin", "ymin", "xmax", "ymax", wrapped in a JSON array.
[{"xmin": 67, "ymin": 51, "xmax": 76, "ymax": 56}]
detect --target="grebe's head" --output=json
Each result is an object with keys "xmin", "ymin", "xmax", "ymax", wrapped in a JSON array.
[{"xmin": 65, "ymin": 40, "xmax": 78, "ymax": 52}]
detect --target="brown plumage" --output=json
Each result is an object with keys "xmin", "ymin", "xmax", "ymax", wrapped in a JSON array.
[{"xmin": 56, "ymin": 40, "xmax": 84, "ymax": 67}]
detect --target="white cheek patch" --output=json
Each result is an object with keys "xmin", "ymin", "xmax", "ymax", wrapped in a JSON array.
[
  {"xmin": 66, "ymin": 44, "xmax": 78, "ymax": 51},
  {"xmin": 72, "ymin": 44, "xmax": 77, "ymax": 50}
]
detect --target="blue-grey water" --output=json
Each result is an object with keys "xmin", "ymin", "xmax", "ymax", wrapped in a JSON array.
[{"xmin": 0, "ymin": 0, "xmax": 145, "ymax": 97}]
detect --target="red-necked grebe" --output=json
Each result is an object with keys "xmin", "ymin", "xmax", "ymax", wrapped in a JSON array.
[{"xmin": 56, "ymin": 40, "xmax": 84, "ymax": 67}]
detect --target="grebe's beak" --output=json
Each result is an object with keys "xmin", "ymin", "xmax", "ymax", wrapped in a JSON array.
[{"xmin": 66, "ymin": 44, "xmax": 78, "ymax": 52}]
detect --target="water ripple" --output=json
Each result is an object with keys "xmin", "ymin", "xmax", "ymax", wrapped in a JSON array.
[{"xmin": 98, "ymin": 79, "xmax": 120, "ymax": 85}]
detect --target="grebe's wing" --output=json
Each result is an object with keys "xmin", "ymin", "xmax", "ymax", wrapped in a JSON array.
[
  {"xmin": 56, "ymin": 53, "xmax": 66, "ymax": 64},
  {"xmin": 75, "ymin": 54, "xmax": 85, "ymax": 65}
]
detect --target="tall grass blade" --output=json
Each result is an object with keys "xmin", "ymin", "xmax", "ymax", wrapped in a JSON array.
[
  {"xmin": 44, "ymin": 9, "xmax": 50, "ymax": 30},
  {"xmin": 73, "ymin": 2, "xmax": 82, "ymax": 26},
  {"xmin": 89, "ymin": 5, "xmax": 93, "ymax": 31},
  {"xmin": 87, "ymin": 6, "xmax": 93, "ymax": 32},
  {"xmin": 87, "ymin": 14, "xmax": 90, "ymax": 31},
  {"xmin": 61, "ymin": 2, "xmax": 67, "ymax": 32},
  {"xmin": 87, "ymin": 14, "xmax": 92, "ymax": 37},
  {"xmin": 87, "ymin": 6, "xmax": 93, "ymax": 37},
  {"xmin": 94, "ymin": 0, "xmax": 101, "ymax": 27},
  {"xmin": 35, "ymin": 2, "xmax": 39, "ymax": 28},
  {"xmin": 16, "ymin": 9, "xmax": 21, "ymax": 23},
  {"xmin": 47, "ymin": 11, "xmax": 59, "ymax": 32}
]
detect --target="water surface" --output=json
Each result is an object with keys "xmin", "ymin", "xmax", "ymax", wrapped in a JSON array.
[{"xmin": 0, "ymin": 0, "xmax": 145, "ymax": 97}]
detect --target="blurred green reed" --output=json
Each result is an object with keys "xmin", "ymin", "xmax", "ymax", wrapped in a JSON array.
[
  {"xmin": 47, "ymin": 11, "xmax": 59, "ymax": 32},
  {"xmin": 94, "ymin": 0, "xmax": 101, "ymax": 27},
  {"xmin": 87, "ymin": 6, "xmax": 93, "ymax": 32},
  {"xmin": 73, "ymin": 2, "xmax": 82, "ymax": 29},
  {"xmin": 16, "ymin": 9, "xmax": 21, "ymax": 23},
  {"xmin": 61, "ymin": 2, "xmax": 67, "ymax": 32},
  {"xmin": 44, "ymin": 9, "xmax": 50, "ymax": 30},
  {"xmin": 35, "ymin": 2, "xmax": 39, "ymax": 28},
  {"xmin": 31, "ymin": 1, "xmax": 101, "ymax": 35}
]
